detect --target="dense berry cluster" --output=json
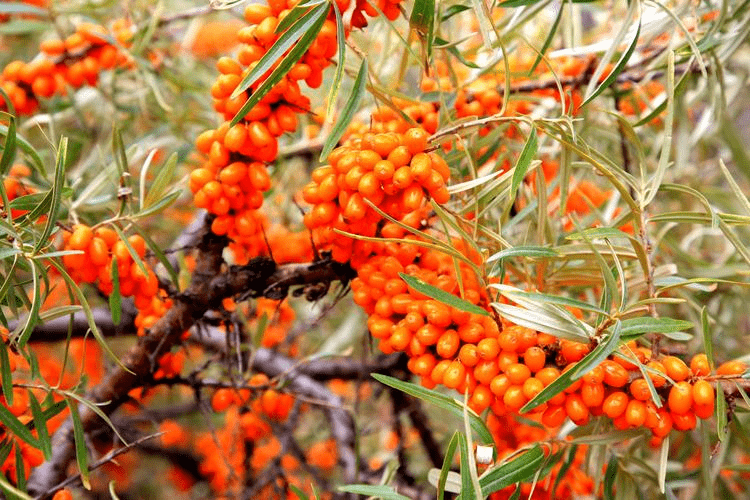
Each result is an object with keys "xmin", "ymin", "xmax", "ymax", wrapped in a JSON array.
[
  {"xmin": 302, "ymin": 127, "xmax": 449, "ymax": 266},
  {"xmin": 0, "ymin": 20, "xmax": 133, "ymax": 115}
]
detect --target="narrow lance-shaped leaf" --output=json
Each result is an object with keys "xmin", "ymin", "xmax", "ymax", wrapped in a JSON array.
[
  {"xmin": 319, "ymin": 58, "xmax": 368, "ymax": 162},
  {"xmin": 619, "ymin": 316, "xmax": 693, "ymax": 342},
  {"xmin": 400, "ymin": 273, "xmax": 490, "ymax": 317},
  {"xmin": 479, "ymin": 445, "xmax": 545, "ymax": 495},
  {"xmin": 324, "ymin": 2, "xmax": 346, "ymax": 122},
  {"xmin": 110, "ymin": 255, "xmax": 121, "ymax": 325},
  {"xmin": 410, "ymin": 0, "xmax": 435, "ymax": 71},
  {"xmin": 230, "ymin": 5, "xmax": 328, "ymax": 127},
  {"xmin": 486, "ymin": 245, "xmax": 557, "ymax": 263},
  {"xmin": 0, "ymin": 113, "xmax": 16, "ymax": 176},
  {"xmin": 372, "ymin": 374, "xmax": 494, "ymax": 444},
  {"xmin": 0, "ymin": 342, "xmax": 13, "ymax": 406},
  {"xmin": 67, "ymin": 398, "xmax": 91, "ymax": 490},
  {"xmin": 437, "ymin": 432, "xmax": 460, "ymax": 500},
  {"xmin": 0, "ymin": 403, "xmax": 38, "ymax": 448},
  {"xmin": 231, "ymin": 2, "xmax": 329, "ymax": 100},
  {"xmin": 143, "ymin": 152, "xmax": 177, "ymax": 209},
  {"xmin": 509, "ymin": 126, "xmax": 538, "ymax": 205},
  {"xmin": 27, "ymin": 391, "xmax": 52, "ymax": 460},
  {"xmin": 457, "ymin": 432, "xmax": 481, "ymax": 500},
  {"xmin": 521, "ymin": 324, "xmax": 621, "ymax": 413},
  {"xmin": 336, "ymin": 485, "xmax": 410, "ymax": 500},
  {"xmin": 582, "ymin": 16, "xmax": 642, "ymax": 106},
  {"xmin": 34, "ymin": 137, "xmax": 67, "ymax": 253}
]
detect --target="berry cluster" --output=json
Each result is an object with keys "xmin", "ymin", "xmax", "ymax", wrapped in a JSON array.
[
  {"xmin": 302, "ymin": 127, "xmax": 449, "ymax": 266},
  {"xmin": 0, "ymin": 20, "xmax": 133, "ymax": 115}
]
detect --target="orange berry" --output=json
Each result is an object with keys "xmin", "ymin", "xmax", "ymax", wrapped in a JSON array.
[
  {"xmin": 211, "ymin": 388, "xmax": 235, "ymax": 412},
  {"xmin": 625, "ymin": 399, "xmax": 647, "ymax": 427},
  {"xmin": 542, "ymin": 405, "xmax": 567, "ymax": 427},
  {"xmin": 667, "ymin": 381, "xmax": 693, "ymax": 414},
  {"xmin": 629, "ymin": 378, "xmax": 653, "ymax": 401},
  {"xmin": 672, "ymin": 411, "xmax": 696, "ymax": 431},
  {"xmin": 458, "ymin": 344, "xmax": 479, "ymax": 367},
  {"xmin": 565, "ymin": 393, "xmax": 589, "ymax": 425},
  {"xmin": 602, "ymin": 391, "xmax": 629, "ymax": 419},
  {"xmin": 692, "ymin": 379, "xmax": 714, "ymax": 407},
  {"xmin": 581, "ymin": 383, "xmax": 605, "ymax": 407},
  {"xmin": 506, "ymin": 363, "xmax": 531, "ymax": 385},
  {"xmin": 662, "ymin": 356, "xmax": 691, "ymax": 382},
  {"xmin": 503, "ymin": 385, "xmax": 526, "ymax": 411},
  {"xmin": 602, "ymin": 360, "xmax": 629, "ymax": 388},
  {"xmin": 442, "ymin": 360, "xmax": 466, "ymax": 389},
  {"xmin": 716, "ymin": 360, "xmax": 747, "ymax": 376},
  {"xmin": 522, "ymin": 377, "xmax": 544, "ymax": 401},
  {"xmin": 523, "ymin": 346, "xmax": 546, "ymax": 373},
  {"xmin": 68, "ymin": 224, "xmax": 94, "ymax": 251},
  {"xmin": 690, "ymin": 354, "xmax": 711, "ymax": 377},
  {"xmin": 404, "ymin": 128, "xmax": 429, "ymax": 154},
  {"xmin": 436, "ymin": 330, "xmax": 460, "ymax": 359},
  {"xmin": 88, "ymin": 237, "xmax": 109, "ymax": 266},
  {"xmin": 52, "ymin": 489, "xmax": 73, "ymax": 500}
]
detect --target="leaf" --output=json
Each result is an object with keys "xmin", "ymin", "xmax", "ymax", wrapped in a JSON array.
[
  {"xmin": 582, "ymin": 14, "xmax": 641, "ymax": 106},
  {"xmin": 33, "ymin": 137, "xmax": 67, "ymax": 253},
  {"xmin": 0, "ymin": 403, "xmax": 38, "ymax": 448},
  {"xmin": 441, "ymin": 4, "xmax": 471, "ymax": 21},
  {"xmin": 528, "ymin": 3, "xmax": 563, "ymax": 74},
  {"xmin": 137, "ymin": 190, "xmax": 180, "ymax": 218},
  {"xmin": 372, "ymin": 374, "xmax": 494, "ymax": 444},
  {"xmin": 0, "ymin": 2, "xmax": 48, "ymax": 16},
  {"xmin": 324, "ymin": 3, "xmax": 346, "ymax": 122},
  {"xmin": 230, "ymin": 5, "xmax": 328, "ymax": 127},
  {"xmin": 67, "ymin": 398, "xmax": 90, "ymax": 490},
  {"xmin": 479, "ymin": 445, "xmax": 545, "ymax": 495},
  {"xmin": 143, "ymin": 152, "xmax": 178, "ymax": 209},
  {"xmin": 0, "ymin": 342, "xmax": 13, "ymax": 406},
  {"xmin": 231, "ymin": 2, "xmax": 329, "ymax": 100},
  {"xmin": 410, "ymin": 0, "xmax": 435, "ymax": 69},
  {"xmin": 110, "ymin": 256, "xmax": 121, "ymax": 326},
  {"xmin": 319, "ymin": 57, "xmax": 368, "ymax": 162},
  {"xmin": 436, "ymin": 432, "xmax": 460, "ymax": 500},
  {"xmin": 509, "ymin": 127, "xmax": 538, "ymax": 203},
  {"xmin": 457, "ymin": 433, "xmax": 478, "ymax": 500},
  {"xmin": 336, "ymin": 485, "xmax": 410, "ymax": 499},
  {"xmin": 492, "ymin": 303, "xmax": 590, "ymax": 342},
  {"xmin": 400, "ymin": 273, "xmax": 490, "ymax": 317},
  {"xmin": 520, "ymin": 327, "xmax": 621, "ymax": 413},
  {"xmin": 27, "ymin": 391, "xmax": 51, "ymax": 460},
  {"xmin": 486, "ymin": 245, "xmax": 557, "ymax": 263},
  {"xmin": 619, "ymin": 317, "xmax": 693, "ymax": 341},
  {"xmin": 0, "ymin": 114, "xmax": 16, "ymax": 176}
]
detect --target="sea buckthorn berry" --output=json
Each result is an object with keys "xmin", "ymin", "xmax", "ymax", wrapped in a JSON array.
[
  {"xmin": 458, "ymin": 344, "xmax": 479, "ymax": 367},
  {"xmin": 522, "ymin": 377, "xmax": 544, "ymax": 401},
  {"xmin": 542, "ymin": 405, "xmax": 567, "ymax": 427},
  {"xmin": 672, "ymin": 411, "xmax": 696, "ymax": 431},
  {"xmin": 565, "ymin": 393, "xmax": 589, "ymax": 425},
  {"xmin": 436, "ymin": 330, "xmax": 460, "ymax": 358},
  {"xmin": 602, "ymin": 360, "xmax": 629, "ymax": 388},
  {"xmin": 692, "ymin": 379, "xmax": 714, "ymax": 407},
  {"xmin": 536, "ymin": 367, "xmax": 560, "ymax": 387},
  {"xmin": 506, "ymin": 363, "xmax": 531, "ymax": 385},
  {"xmin": 694, "ymin": 403, "xmax": 714, "ymax": 420},
  {"xmin": 503, "ymin": 385, "xmax": 526, "ymax": 411},
  {"xmin": 443, "ymin": 360, "xmax": 466, "ymax": 389},
  {"xmin": 561, "ymin": 340, "xmax": 589, "ymax": 363},
  {"xmin": 523, "ymin": 346, "xmax": 546, "ymax": 373},
  {"xmin": 690, "ymin": 354, "xmax": 711, "ymax": 377},
  {"xmin": 404, "ymin": 128, "xmax": 429, "ymax": 154},
  {"xmin": 645, "ymin": 360, "xmax": 667, "ymax": 388},
  {"xmin": 602, "ymin": 392, "xmax": 629, "ymax": 419},
  {"xmin": 625, "ymin": 400, "xmax": 647, "ymax": 428},
  {"xmin": 629, "ymin": 378, "xmax": 653, "ymax": 401},
  {"xmin": 476, "ymin": 338, "xmax": 501, "ymax": 361},
  {"xmin": 490, "ymin": 374, "xmax": 511, "ymax": 398},
  {"xmin": 716, "ymin": 360, "xmax": 747, "ymax": 376},
  {"xmin": 662, "ymin": 356, "xmax": 691, "ymax": 382},
  {"xmin": 211, "ymin": 388, "xmax": 235, "ymax": 412},
  {"xmin": 668, "ymin": 381, "xmax": 693, "ymax": 415},
  {"xmin": 69, "ymin": 224, "xmax": 94, "ymax": 250},
  {"xmin": 581, "ymin": 383, "xmax": 604, "ymax": 407},
  {"xmin": 474, "ymin": 360, "xmax": 499, "ymax": 385},
  {"xmin": 52, "ymin": 489, "xmax": 73, "ymax": 500}
]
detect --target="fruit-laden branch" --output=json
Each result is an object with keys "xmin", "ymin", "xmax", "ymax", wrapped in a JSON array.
[{"xmin": 26, "ymin": 221, "xmax": 354, "ymax": 498}]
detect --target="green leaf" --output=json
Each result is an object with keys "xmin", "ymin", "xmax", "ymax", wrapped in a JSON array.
[
  {"xmin": 110, "ymin": 256, "xmax": 121, "ymax": 325},
  {"xmin": 336, "ymin": 485, "xmax": 410, "ymax": 499},
  {"xmin": 441, "ymin": 4, "xmax": 471, "ymax": 21},
  {"xmin": 319, "ymin": 57, "xmax": 368, "ymax": 162},
  {"xmin": 0, "ymin": 2, "xmax": 48, "ymax": 16},
  {"xmin": 436, "ymin": 432, "xmax": 460, "ymax": 500},
  {"xmin": 230, "ymin": 5, "xmax": 328, "ymax": 127},
  {"xmin": 479, "ymin": 445, "xmax": 544, "ymax": 495},
  {"xmin": 619, "ymin": 317, "xmax": 693, "ymax": 342},
  {"xmin": 0, "ymin": 124, "xmax": 43, "ymax": 173},
  {"xmin": 520, "ymin": 327, "xmax": 621, "ymax": 413},
  {"xmin": 143, "ymin": 152, "xmax": 178, "ymax": 209},
  {"xmin": 509, "ymin": 127, "xmax": 538, "ymax": 202},
  {"xmin": 27, "ymin": 391, "xmax": 51, "ymax": 460},
  {"xmin": 486, "ymin": 245, "xmax": 557, "ymax": 263},
  {"xmin": 492, "ymin": 303, "xmax": 590, "ymax": 342},
  {"xmin": 400, "ymin": 273, "xmax": 490, "ymax": 317},
  {"xmin": 701, "ymin": 307, "xmax": 714, "ymax": 371},
  {"xmin": 15, "ymin": 260, "xmax": 41, "ymax": 347},
  {"xmin": 457, "ymin": 433, "xmax": 480, "ymax": 500},
  {"xmin": 324, "ymin": 3, "xmax": 346, "ymax": 122},
  {"xmin": 0, "ymin": 114, "xmax": 16, "ymax": 176},
  {"xmin": 0, "ymin": 403, "xmax": 38, "ymax": 448},
  {"xmin": 289, "ymin": 484, "xmax": 309, "ymax": 500},
  {"xmin": 410, "ymin": 0, "xmax": 435, "ymax": 68},
  {"xmin": 67, "ymin": 398, "xmax": 90, "ymax": 490},
  {"xmin": 582, "ymin": 17, "xmax": 641, "ymax": 106},
  {"xmin": 372, "ymin": 374, "xmax": 494, "ymax": 444},
  {"xmin": 603, "ymin": 454, "xmax": 617, "ymax": 500},
  {"xmin": 0, "ymin": 343, "xmax": 13, "ymax": 407},
  {"xmin": 33, "ymin": 137, "xmax": 67, "ymax": 253},
  {"xmin": 528, "ymin": 3, "xmax": 563, "ymax": 74},
  {"xmin": 137, "ymin": 190, "xmax": 180, "ymax": 218},
  {"xmin": 231, "ymin": 2, "xmax": 329, "ymax": 100}
]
